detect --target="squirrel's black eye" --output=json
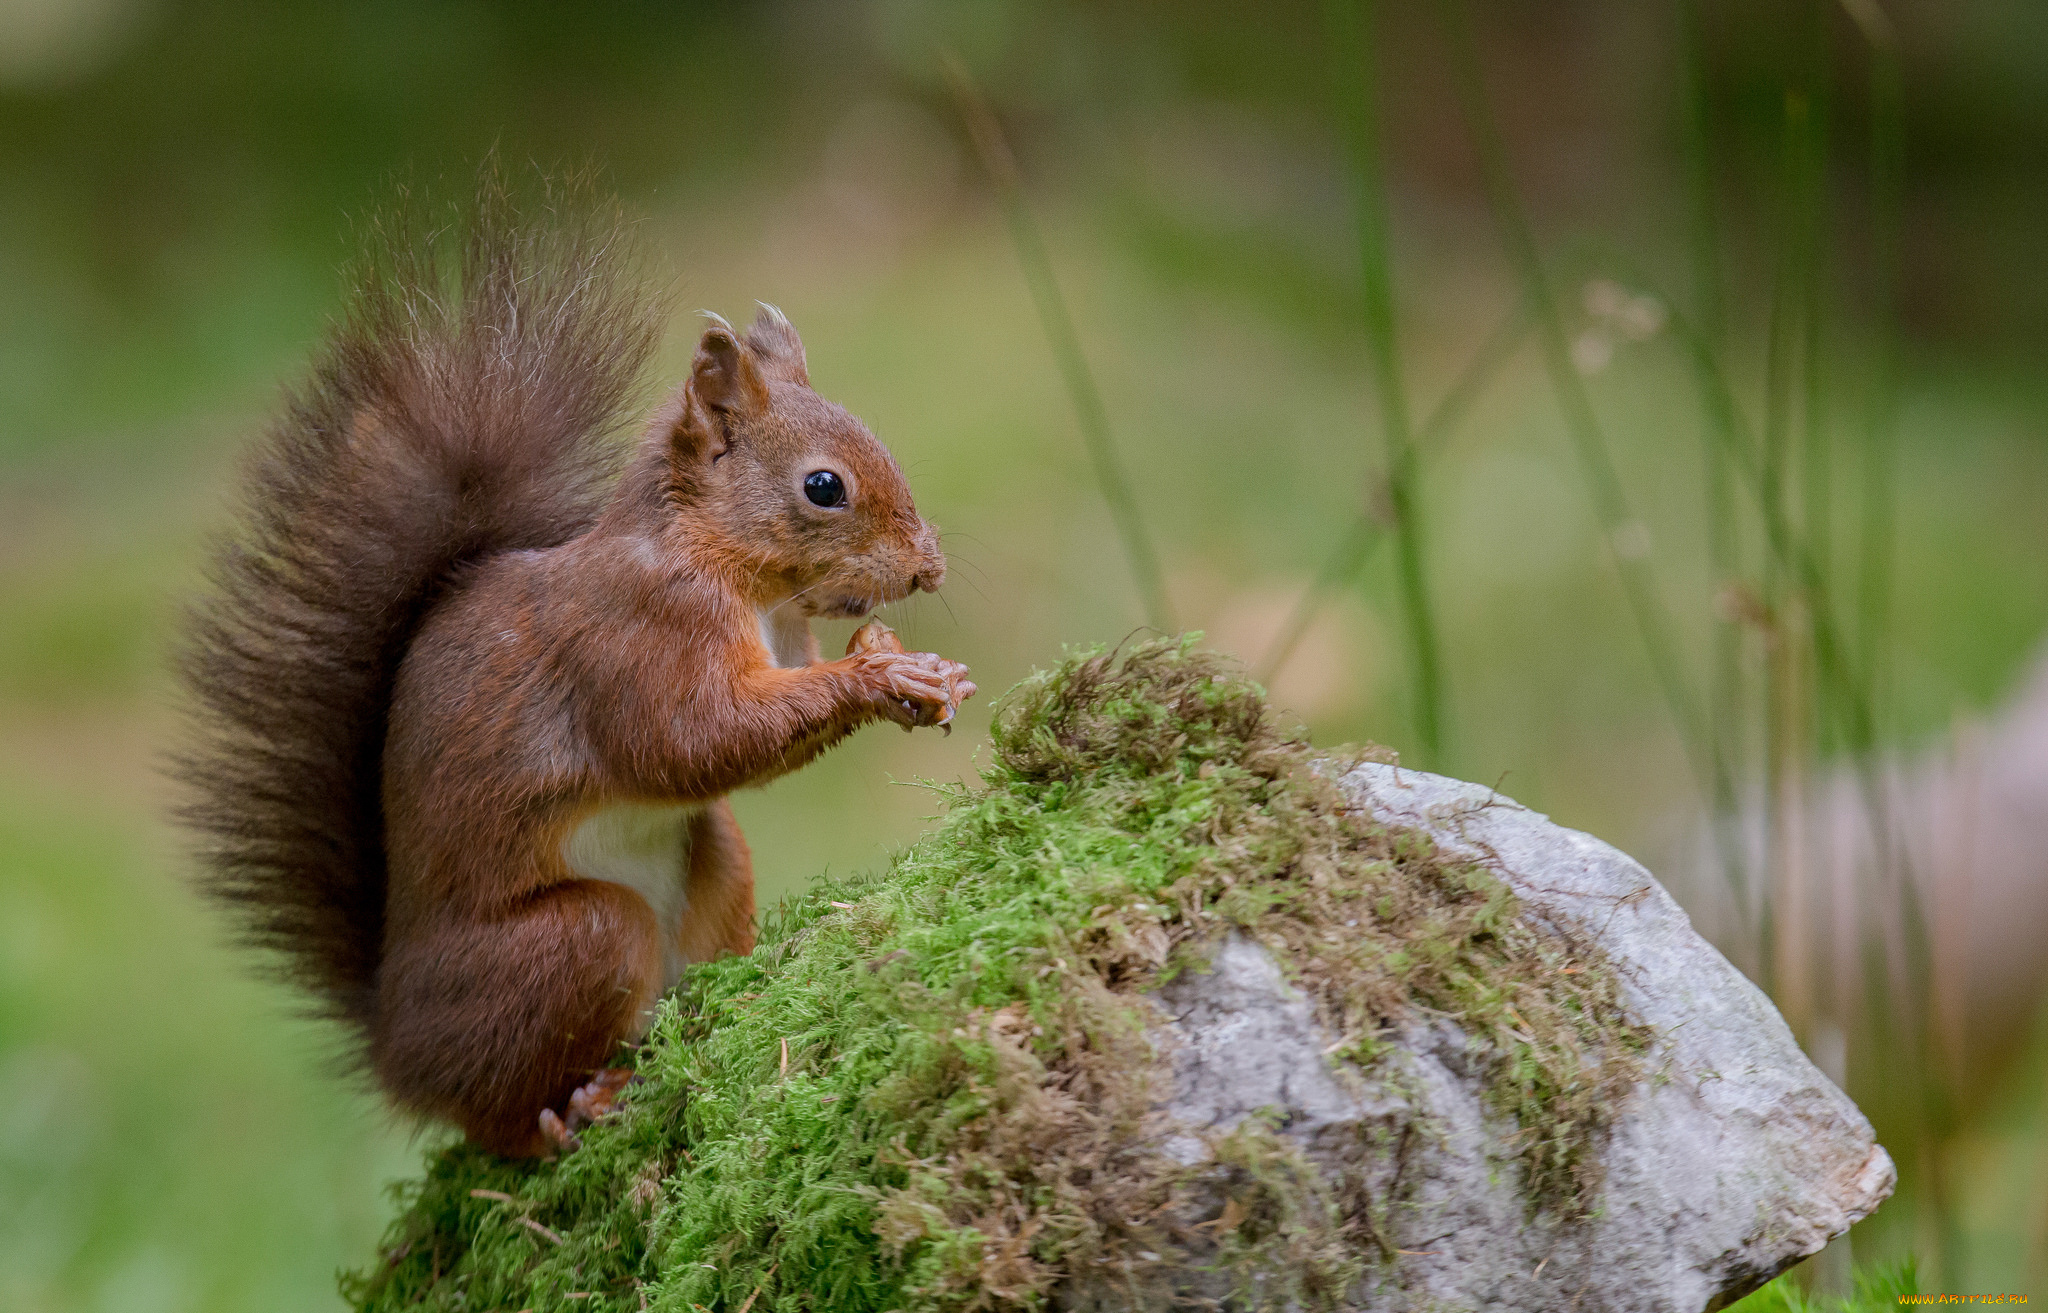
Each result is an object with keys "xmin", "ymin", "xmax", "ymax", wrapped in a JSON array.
[{"xmin": 803, "ymin": 470, "xmax": 847, "ymax": 508}]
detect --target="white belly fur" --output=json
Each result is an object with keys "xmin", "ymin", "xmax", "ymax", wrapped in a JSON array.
[
  {"xmin": 563, "ymin": 802, "xmax": 702, "ymax": 997},
  {"xmin": 757, "ymin": 605, "xmax": 814, "ymax": 669}
]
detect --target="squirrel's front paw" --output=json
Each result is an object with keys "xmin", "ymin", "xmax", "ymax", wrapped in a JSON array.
[
  {"xmin": 851, "ymin": 650, "xmax": 957, "ymax": 729},
  {"xmin": 846, "ymin": 623, "xmax": 975, "ymax": 731}
]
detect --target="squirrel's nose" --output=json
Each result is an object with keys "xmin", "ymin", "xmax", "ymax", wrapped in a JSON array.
[
  {"xmin": 909, "ymin": 556, "xmax": 946, "ymax": 595},
  {"xmin": 909, "ymin": 524, "xmax": 945, "ymax": 593}
]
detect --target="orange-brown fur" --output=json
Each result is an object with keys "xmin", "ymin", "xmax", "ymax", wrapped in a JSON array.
[{"xmin": 176, "ymin": 177, "xmax": 971, "ymax": 1157}]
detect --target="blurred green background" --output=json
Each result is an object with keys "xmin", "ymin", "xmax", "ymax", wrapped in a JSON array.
[{"xmin": 4, "ymin": 0, "xmax": 2047, "ymax": 1305}]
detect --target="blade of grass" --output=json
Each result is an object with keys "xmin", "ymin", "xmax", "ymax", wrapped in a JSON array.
[
  {"xmin": 1789, "ymin": 0, "xmax": 1835, "ymax": 1066},
  {"xmin": 941, "ymin": 55, "xmax": 1175, "ymax": 634},
  {"xmin": 1609, "ymin": 265, "xmax": 1877, "ymax": 769},
  {"xmin": 1677, "ymin": 0, "xmax": 1727, "ymax": 349},
  {"xmin": 1437, "ymin": 0, "xmax": 1734, "ymax": 840},
  {"xmin": 1650, "ymin": 257, "xmax": 1951, "ymax": 1282},
  {"xmin": 1650, "ymin": 19, "xmax": 1899, "ymax": 941},
  {"xmin": 1655, "ymin": 296, "xmax": 1923, "ymax": 1091},
  {"xmin": 1801, "ymin": 21, "xmax": 1835, "ymax": 758},
  {"xmin": 1258, "ymin": 295, "xmax": 1532, "ymax": 685},
  {"xmin": 1324, "ymin": 0, "xmax": 1447, "ymax": 767},
  {"xmin": 1842, "ymin": 0, "xmax": 1901, "ymax": 768},
  {"xmin": 1596, "ymin": 236, "xmax": 1893, "ymax": 821},
  {"xmin": 1677, "ymin": 0, "xmax": 1755, "ymax": 943},
  {"xmin": 1838, "ymin": 0, "xmax": 1960, "ymax": 1283},
  {"xmin": 1641, "ymin": 269, "xmax": 1896, "ymax": 865},
  {"xmin": 1629, "ymin": 30, "xmax": 1891, "ymax": 826},
  {"xmin": 1759, "ymin": 86, "xmax": 1819, "ymax": 999}
]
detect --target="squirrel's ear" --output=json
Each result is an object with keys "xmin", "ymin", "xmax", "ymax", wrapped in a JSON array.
[
  {"xmin": 689, "ymin": 323, "xmax": 770, "ymax": 417},
  {"xmin": 744, "ymin": 302, "xmax": 809, "ymax": 386},
  {"xmin": 659, "ymin": 385, "xmax": 722, "ymax": 467}
]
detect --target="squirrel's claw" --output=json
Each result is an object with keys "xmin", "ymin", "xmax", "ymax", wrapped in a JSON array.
[
  {"xmin": 538, "ymin": 1067, "xmax": 637, "ymax": 1156},
  {"xmin": 568, "ymin": 1067, "xmax": 636, "ymax": 1126},
  {"xmin": 538, "ymin": 1107, "xmax": 579, "ymax": 1156}
]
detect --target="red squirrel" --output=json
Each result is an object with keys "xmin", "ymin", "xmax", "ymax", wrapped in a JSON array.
[{"xmin": 175, "ymin": 179, "xmax": 974, "ymax": 1158}]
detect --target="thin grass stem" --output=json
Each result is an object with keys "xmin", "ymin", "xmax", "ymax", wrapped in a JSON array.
[
  {"xmin": 1324, "ymin": 0, "xmax": 1446, "ymax": 768},
  {"xmin": 941, "ymin": 55, "xmax": 1176, "ymax": 634},
  {"xmin": 1801, "ymin": 46, "xmax": 1834, "ymax": 760},
  {"xmin": 1677, "ymin": 0, "xmax": 1754, "ymax": 943},
  {"xmin": 1437, "ymin": 0, "xmax": 1734, "ymax": 838},
  {"xmin": 1258, "ymin": 297, "xmax": 1532, "ymax": 685},
  {"xmin": 1655, "ymin": 295, "xmax": 1888, "ymax": 796},
  {"xmin": 1791, "ymin": 0, "xmax": 1835, "ymax": 1053},
  {"xmin": 1677, "ymin": 0, "xmax": 1726, "ymax": 348},
  {"xmin": 1758, "ymin": 87, "xmax": 1817, "ymax": 998},
  {"xmin": 1591, "ymin": 256, "xmax": 1872, "ymax": 769},
  {"xmin": 1838, "ymin": 0, "xmax": 1961, "ymax": 1281},
  {"xmin": 1843, "ymin": 0, "xmax": 1901, "ymax": 776},
  {"xmin": 1656, "ymin": 281, "xmax": 1935, "ymax": 1247}
]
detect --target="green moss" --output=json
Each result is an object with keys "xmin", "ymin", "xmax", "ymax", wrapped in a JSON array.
[
  {"xmin": 1723, "ymin": 1261, "xmax": 1918, "ymax": 1312},
  {"xmin": 345, "ymin": 637, "xmax": 1649, "ymax": 1313}
]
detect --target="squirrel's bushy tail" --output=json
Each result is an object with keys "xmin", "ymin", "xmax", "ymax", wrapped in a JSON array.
[{"xmin": 175, "ymin": 170, "xmax": 664, "ymax": 1043}]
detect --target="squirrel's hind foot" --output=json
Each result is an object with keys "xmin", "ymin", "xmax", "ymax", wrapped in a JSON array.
[{"xmin": 537, "ymin": 1067, "xmax": 638, "ymax": 1155}]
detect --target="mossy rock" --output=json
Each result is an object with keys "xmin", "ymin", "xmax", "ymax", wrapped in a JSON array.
[{"xmin": 343, "ymin": 638, "xmax": 1881, "ymax": 1313}]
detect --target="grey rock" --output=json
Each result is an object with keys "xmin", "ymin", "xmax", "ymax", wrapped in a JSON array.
[{"xmin": 1125, "ymin": 763, "xmax": 1894, "ymax": 1313}]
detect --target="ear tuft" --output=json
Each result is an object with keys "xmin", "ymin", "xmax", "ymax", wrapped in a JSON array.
[
  {"xmin": 744, "ymin": 302, "xmax": 809, "ymax": 385},
  {"xmin": 691, "ymin": 324, "xmax": 769, "ymax": 416}
]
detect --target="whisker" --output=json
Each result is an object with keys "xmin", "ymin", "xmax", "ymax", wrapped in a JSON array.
[
  {"xmin": 938, "ymin": 552, "xmax": 993, "ymax": 588},
  {"xmin": 773, "ymin": 579, "xmax": 829, "ymax": 615}
]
